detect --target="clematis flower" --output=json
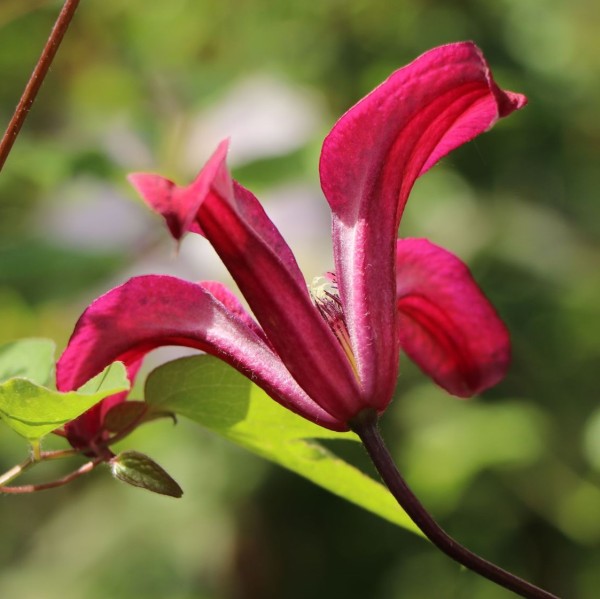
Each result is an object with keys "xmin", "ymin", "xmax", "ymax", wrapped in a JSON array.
[{"xmin": 57, "ymin": 42, "xmax": 526, "ymax": 452}]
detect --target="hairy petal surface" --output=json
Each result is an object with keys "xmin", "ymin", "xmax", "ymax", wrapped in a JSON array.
[
  {"xmin": 395, "ymin": 238, "xmax": 510, "ymax": 397},
  {"xmin": 199, "ymin": 280, "xmax": 269, "ymax": 344},
  {"xmin": 319, "ymin": 41, "xmax": 526, "ymax": 411},
  {"xmin": 57, "ymin": 275, "xmax": 345, "ymax": 446},
  {"xmin": 130, "ymin": 145, "xmax": 362, "ymax": 422}
]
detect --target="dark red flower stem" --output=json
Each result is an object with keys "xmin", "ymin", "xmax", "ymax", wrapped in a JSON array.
[
  {"xmin": 350, "ymin": 409, "xmax": 560, "ymax": 599},
  {"xmin": 0, "ymin": 0, "xmax": 81, "ymax": 172}
]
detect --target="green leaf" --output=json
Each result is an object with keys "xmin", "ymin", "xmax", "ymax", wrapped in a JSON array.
[
  {"xmin": 76, "ymin": 361, "xmax": 128, "ymax": 395},
  {"xmin": 0, "ymin": 362, "xmax": 129, "ymax": 441},
  {"xmin": 104, "ymin": 401, "xmax": 176, "ymax": 434},
  {"xmin": 110, "ymin": 450, "xmax": 183, "ymax": 498},
  {"xmin": 103, "ymin": 401, "xmax": 148, "ymax": 433},
  {"xmin": 103, "ymin": 400, "xmax": 148, "ymax": 434},
  {"xmin": 145, "ymin": 355, "xmax": 421, "ymax": 536},
  {"xmin": 0, "ymin": 338, "xmax": 56, "ymax": 385}
]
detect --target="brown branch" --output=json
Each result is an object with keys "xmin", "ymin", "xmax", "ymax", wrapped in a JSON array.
[
  {"xmin": 0, "ymin": 403, "xmax": 158, "ymax": 490},
  {"xmin": 0, "ymin": 0, "xmax": 81, "ymax": 172},
  {"xmin": 0, "ymin": 458, "xmax": 101, "ymax": 494},
  {"xmin": 0, "ymin": 455, "xmax": 34, "ymax": 486}
]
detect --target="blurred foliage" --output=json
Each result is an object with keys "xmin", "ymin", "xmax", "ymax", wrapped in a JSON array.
[{"xmin": 0, "ymin": 0, "xmax": 599, "ymax": 598}]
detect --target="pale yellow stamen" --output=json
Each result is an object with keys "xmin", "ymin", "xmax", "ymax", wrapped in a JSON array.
[
  {"xmin": 310, "ymin": 275, "xmax": 360, "ymax": 381},
  {"xmin": 332, "ymin": 320, "xmax": 360, "ymax": 380},
  {"xmin": 310, "ymin": 275, "xmax": 337, "ymax": 300}
]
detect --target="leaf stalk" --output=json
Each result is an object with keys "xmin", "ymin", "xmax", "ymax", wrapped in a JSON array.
[{"xmin": 0, "ymin": 458, "xmax": 101, "ymax": 494}]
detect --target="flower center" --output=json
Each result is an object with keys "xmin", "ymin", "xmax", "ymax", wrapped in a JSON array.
[{"xmin": 310, "ymin": 274, "xmax": 359, "ymax": 380}]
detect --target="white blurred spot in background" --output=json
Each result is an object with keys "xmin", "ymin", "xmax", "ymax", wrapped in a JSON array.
[
  {"xmin": 183, "ymin": 75, "xmax": 325, "ymax": 169},
  {"xmin": 33, "ymin": 74, "xmax": 332, "ymax": 296}
]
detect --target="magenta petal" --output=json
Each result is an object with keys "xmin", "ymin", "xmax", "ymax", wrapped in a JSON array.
[
  {"xmin": 63, "ymin": 373, "xmax": 139, "ymax": 451},
  {"xmin": 198, "ymin": 280, "xmax": 268, "ymax": 344},
  {"xmin": 130, "ymin": 145, "xmax": 363, "ymax": 421},
  {"xmin": 127, "ymin": 140, "xmax": 230, "ymax": 240},
  {"xmin": 57, "ymin": 275, "xmax": 346, "ymax": 440},
  {"xmin": 395, "ymin": 238, "xmax": 510, "ymax": 397},
  {"xmin": 319, "ymin": 41, "xmax": 525, "ymax": 408},
  {"xmin": 320, "ymin": 42, "xmax": 527, "ymax": 215},
  {"xmin": 198, "ymin": 171, "xmax": 363, "ymax": 421}
]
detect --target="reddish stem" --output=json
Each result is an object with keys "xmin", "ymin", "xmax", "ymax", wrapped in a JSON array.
[
  {"xmin": 0, "ymin": 458, "xmax": 101, "ymax": 494},
  {"xmin": 350, "ymin": 409, "xmax": 560, "ymax": 599},
  {"xmin": 0, "ymin": 0, "xmax": 81, "ymax": 172}
]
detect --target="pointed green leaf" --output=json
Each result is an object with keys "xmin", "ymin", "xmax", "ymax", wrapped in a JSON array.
[
  {"xmin": 0, "ymin": 362, "xmax": 129, "ymax": 441},
  {"xmin": 145, "ymin": 355, "xmax": 421, "ymax": 536},
  {"xmin": 0, "ymin": 338, "xmax": 56, "ymax": 385},
  {"xmin": 76, "ymin": 361, "xmax": 128, "ymax": 394},
  {"xmin": 110, "ymin": 450, "xmax": 183, "ymax": 497}
]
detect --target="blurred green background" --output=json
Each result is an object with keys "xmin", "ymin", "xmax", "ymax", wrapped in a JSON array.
[{"xmin": 1, "ymin": 0, "xmax": 599, "ymax": 597}]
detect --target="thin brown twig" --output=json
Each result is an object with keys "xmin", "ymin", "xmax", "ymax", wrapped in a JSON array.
[
  {"xmin": 40, "ymin": 447, "xmax": 81, "ymax": 460},
  {"xmin": 0, "ymin": 446, "xmax": 81, "ymax": 489},
  {"xmin": 0, "ymin": 447, "xmax": 80, "ymax": 487},
  {"xmin": 0, "ymin": 402, "xmax": 158, "ymax": 490},
  {"xmin": 0, "ymin": 458, "xmax": 102, "ymax": 494},
  {"xmin": 0, "ymin": 455, "xmax": 34, "ymax": 486},
  {"xmin": 0, "ymin": 0, "xmax": 81, "ymax": 172}
]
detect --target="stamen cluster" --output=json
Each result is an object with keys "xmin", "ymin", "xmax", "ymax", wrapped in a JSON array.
[{"xmin": 310, "ymin": 274, "xmax": 358, "ymax": 378}]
